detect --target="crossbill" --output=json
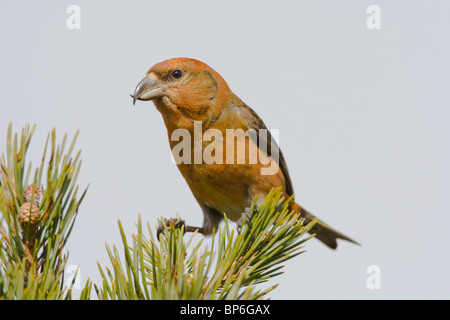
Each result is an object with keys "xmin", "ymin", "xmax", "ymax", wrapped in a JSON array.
[{"xmin": 132, "ymin": 57, "xmax": 358, "ymax": 249}]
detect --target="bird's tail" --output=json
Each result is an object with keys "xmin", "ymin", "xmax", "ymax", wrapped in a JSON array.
[{"xmin": 290, "ymin": 202, "xmax": 359, "ymax": 250}]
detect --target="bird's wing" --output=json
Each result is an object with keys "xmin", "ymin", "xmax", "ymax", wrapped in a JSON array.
[{"xmin": 235, "ymin": 104, "xmax": 294, "ymax": 197}]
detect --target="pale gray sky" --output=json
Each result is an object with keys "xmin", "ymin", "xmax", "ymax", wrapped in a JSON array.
[{"xmin": 1, "ymin": 1, "xmax": 449, "ymax": 299}]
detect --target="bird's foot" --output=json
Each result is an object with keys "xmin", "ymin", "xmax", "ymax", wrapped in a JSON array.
[
  {"xmin": 237, "ymin": 206, "xmax": 257, "ymax": 233},
  {"xmin": 156, "ymin": 217, "xmax": 185, "ymax": 240},
  {"xmin": 156, "ymin": 217, "xmax": 204, "ymax": 240}
]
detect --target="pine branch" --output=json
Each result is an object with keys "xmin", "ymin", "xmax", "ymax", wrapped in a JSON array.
[
  {"xmin": 0, "ymin": 123, "xmax": 90, "ymax": 300},
  {"xmin": 96, "ymin": 187, "xmax": 316, "ymax": 300},
  {"xmin": 0, "ymin": 123, "xmax": 315, "ymax": 301}
]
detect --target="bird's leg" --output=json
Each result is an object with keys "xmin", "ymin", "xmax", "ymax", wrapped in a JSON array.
[
  {"xmin": 156, "ymin": 217, "xmax": 205, "ymax": 240},
  {"xmin": 237, "ymin": 206, "xmax": 258, "ymax": 233}
]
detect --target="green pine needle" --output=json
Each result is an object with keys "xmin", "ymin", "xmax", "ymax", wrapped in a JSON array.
[
  {"xmin": 0, "ymin": 123, "xmax": 89, "ymax": 300},
  {"xmin": 0, "ymin": 123, "xmax": 315, "ymax": 301},
  {"xmin": 96, "ymin": 187, "xmax": 316, "ymax": 300}
]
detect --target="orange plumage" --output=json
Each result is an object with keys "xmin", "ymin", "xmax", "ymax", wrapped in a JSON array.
[{"xmin": 133, "ymin": 57, "xmax": 358, "ymax": 249}]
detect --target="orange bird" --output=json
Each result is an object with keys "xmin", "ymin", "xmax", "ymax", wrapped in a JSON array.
[{"xmin": 132, "ymin": 57, "xmax": 358, "ymax": 249}]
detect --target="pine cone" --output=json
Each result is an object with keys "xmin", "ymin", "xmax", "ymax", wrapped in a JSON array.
[
  {"xmin": 19, "ymin": 201, "xmax": 41, "ymax": 225},
  {"xmin": 23, "ymin": 184, "xmax": 43, "ymax": 204}
]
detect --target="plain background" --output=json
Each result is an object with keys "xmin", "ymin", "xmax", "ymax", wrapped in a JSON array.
[{"xmin": 1, "ymin": 1, "xmax": 449, "ymax": 299}]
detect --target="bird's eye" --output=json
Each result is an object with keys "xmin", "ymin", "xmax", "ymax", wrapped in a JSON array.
[{"xmin": 172, "ymin": 69, "xmax": 182, "ymax": 79}]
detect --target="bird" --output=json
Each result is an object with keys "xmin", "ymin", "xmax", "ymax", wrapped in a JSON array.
[{"xmin": 132, "ymin": 57, "xmax": 358, "ymax": 249}]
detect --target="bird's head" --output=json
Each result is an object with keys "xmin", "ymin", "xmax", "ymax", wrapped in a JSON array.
[{"xmin": 132, "ymin": 58, "xmax": 234, "ymax": 122}]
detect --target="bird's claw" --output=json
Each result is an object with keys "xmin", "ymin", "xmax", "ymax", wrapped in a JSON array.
[
  {"xmin": 156, "ymin": 217, "xmax": 186, "ymax": 240},
  {"xmin": 237, "ymin": 207, "xmax": 256, "ymax": 233}
]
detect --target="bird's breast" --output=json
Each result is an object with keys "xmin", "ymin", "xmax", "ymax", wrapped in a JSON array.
[{"xmin": 164, "ymin": 110, "xmax": 285, "ymax": 220}]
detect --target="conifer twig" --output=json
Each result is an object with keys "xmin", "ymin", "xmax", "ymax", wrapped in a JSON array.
[{"xmin": 96, "ymin": 187, "xmax": 316, "ymax": 300}]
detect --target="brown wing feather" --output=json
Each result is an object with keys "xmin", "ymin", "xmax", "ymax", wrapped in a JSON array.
[{"xmin": 237, "ymin": 104, "xmax": 295, "ymax": 197}]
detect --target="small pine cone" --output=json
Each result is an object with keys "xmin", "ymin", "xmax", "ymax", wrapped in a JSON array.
[
  {"xmin": 23, "ymin": 184, "xmax": 43, "ymax": 204},
  {"xmin": 19, "ymin": 201, "xmax": 41, "ymax": 225}
]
